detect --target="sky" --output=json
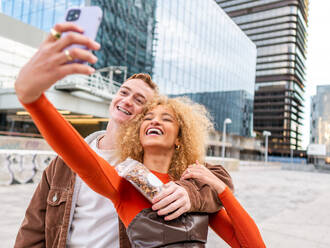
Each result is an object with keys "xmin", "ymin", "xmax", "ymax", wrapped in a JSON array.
[{"xmin": 302, "ymin": 1, "xmax": 330, "ymax": 148}]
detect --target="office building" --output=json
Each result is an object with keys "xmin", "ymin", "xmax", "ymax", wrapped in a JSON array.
[
  {"xmin": 0, "ymin": 0, "xmax": 157, "ymax": 78},
  {"xmin": 174, "ymin": 90, "xmax": 253, "ymax": 137},
  {"xmin": 90, "ymin": 0, "xmax": 157, "ymax": 78},
  {"xmin": 0, "ymin": 13, "xmax": 111, "ymax": 137},
  {"xmin": 1, "ymin": 0, "xmax": 257, "ymax": 141},
  {"xmin": 310, "ymin": 85, "xmax": 330, "ymax": 161},
  {"xmin": 1, "ymin": 0, "xmax": 84, "ymax": 31},
  {"xmin": 155, "ymin": 0, "xmax": 256, "ymax": 136},
  {"xmin": 217, "ymin": 0, "xmax": 309, "ymax": 156}
]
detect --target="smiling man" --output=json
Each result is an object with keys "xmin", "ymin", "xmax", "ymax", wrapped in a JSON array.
[
  {"xmin": 99, "ymin": 74, "xmax": 156, "ymax": 150},
  {"xmin": 14, "ymin": 23, "xmax": 233, "ymax": 248}
]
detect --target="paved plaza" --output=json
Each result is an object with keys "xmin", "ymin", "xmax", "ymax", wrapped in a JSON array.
[{"xmin": 1, "ymin": 165, "xmax": 330, "ymax": 247}]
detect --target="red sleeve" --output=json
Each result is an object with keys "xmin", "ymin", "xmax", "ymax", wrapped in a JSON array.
[
  {"xmin": 21, "ymin": 94, "xmax": 123, "ymax": 206},
  {"xmin": 209, "ymin": 187, "xmax": 266, "ymax": 248}
]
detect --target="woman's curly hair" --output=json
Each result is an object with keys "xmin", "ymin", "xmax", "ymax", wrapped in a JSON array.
[{"xmin": 117, "ymin": 96, "xmax": 214, "ymax": 180}]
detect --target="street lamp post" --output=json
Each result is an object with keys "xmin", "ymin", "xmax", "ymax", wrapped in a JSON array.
[
  {"xmin": 221, "ymin": 118, "xmax": 232, "ymax": 160},
  {"xmin": 263, "ymin": 130, "xmax": 271, "ymax": 163}
]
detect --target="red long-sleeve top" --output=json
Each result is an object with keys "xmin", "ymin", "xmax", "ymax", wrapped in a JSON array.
[{"xmin": 22, "ymin": 94, "xmax": 265, "ymax": 248}]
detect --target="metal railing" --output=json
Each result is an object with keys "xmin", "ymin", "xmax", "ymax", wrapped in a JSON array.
[
  {"xmin": 0, "ymin": 78, "xmax": 16, "ymax": 89},
  {"xmin": 1, "ymin": 69, "xmax": 122, "ymax": 101},
  {"xmin": 54, "ymin": 71, "xmax": 121, "ymax": 100}
]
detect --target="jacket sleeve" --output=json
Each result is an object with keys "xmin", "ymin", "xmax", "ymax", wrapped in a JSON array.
[
  {"xmin": 209, "ymin": 187, "xmax": 266, "ymax": 248},
  {"xmin": 175, "ymin": 163, "xmax": 234, "ymax": 213},
  {"xmin": 14, "ymin": 157, "xmax": 58, "ymax": 248}
]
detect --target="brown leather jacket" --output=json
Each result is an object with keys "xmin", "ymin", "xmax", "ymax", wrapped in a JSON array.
[{"xmin": 15, "ymin": 156, "xmax": 233, "ymax": 248}]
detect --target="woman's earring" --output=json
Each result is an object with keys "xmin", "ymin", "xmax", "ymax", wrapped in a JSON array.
[{"xmin": 175, "ymin": 144, "xmax": 180, "ymax": 150}]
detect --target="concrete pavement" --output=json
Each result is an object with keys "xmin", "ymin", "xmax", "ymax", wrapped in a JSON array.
[
  {"xmin": 228, "ymin": 166, "xmax": 330, "ymax": 248},
  {"xmin": 0, "ymin": 183, "xmax": 38, "ymax": 248},
  {"xmin": 1, "ymin": 165, "xmax": 330, "ymax": 247}
]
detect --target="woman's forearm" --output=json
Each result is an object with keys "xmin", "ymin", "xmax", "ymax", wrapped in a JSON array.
[
  {"xmin": 209, "ymin": 187, "xmax": 266, "ymax": 248},
  {"xmin": 21, "ymin": 94, "xmax": 122, "ymax": 205}
]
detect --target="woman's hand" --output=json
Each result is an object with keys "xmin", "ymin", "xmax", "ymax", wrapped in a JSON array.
[
  {"xmin": 15, "ymin": 22, "xmax": 100, "ymax": 103},
  {"xmin": 181, "ymin": 162, "xmax": 227, "ymax": 195}
]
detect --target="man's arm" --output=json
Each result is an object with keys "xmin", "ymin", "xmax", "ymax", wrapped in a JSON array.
[
  {"xmin": 14, "ymin": 158, "xmax": 56, "ymax": 248},
  {"xmin": 177, "ymin": 163, "xmax": 233, "ymax": 212},
  {"xmin": 152, "ymin": 164, "xmax": 233, "ymax": 220}
]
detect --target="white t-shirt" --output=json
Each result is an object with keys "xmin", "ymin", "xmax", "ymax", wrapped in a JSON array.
[{"xmin": 67, "ymin": 135, "xmax": 120, "ymax": 248}]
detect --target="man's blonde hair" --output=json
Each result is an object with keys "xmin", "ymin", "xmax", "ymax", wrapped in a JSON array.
[
  {"xmin": 126, "ymin": 73, "xmax": 159, "ymax": 94},
  {"xmin": 117, "ymin": 96, "xmax": 214, "ymax": 180}
]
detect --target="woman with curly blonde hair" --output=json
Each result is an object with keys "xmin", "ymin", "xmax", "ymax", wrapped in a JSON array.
[
  {"xmin": 118, "ymin": 96, "xmax": 213, "ymax": 180},
  {"xmin": 20, "ymin": 90, "xmax": 265, "ymax": 247}
]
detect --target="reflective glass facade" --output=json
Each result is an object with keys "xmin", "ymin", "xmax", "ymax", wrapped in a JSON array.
[
  {"xmin": 91, "ymin": 0, "xmax": 157, "ymax": 78},
  {"xmin": 218, "ymin": 0, "xmax": 309, "ymax": 155},
  {"xmin": 174, "ymin": 91, "xmax": 253, "ymax": 136},
  {"xmin": 154, "ymin": 0, "xmax": 256, "ymax": 136},
  {"xmin": 1, "ymin": 0, "xmax": 257, "ymax": 137},
  {"xmin": 0, "ymin": 0, "xmax": 84, "ymax": 31},
  {"xmin": 310, "ymin": 85, "xmax": 330, "ymax": 157},
  {"xmin": 1, "ymin": 0, "xmax": 157, "ymax": 80}
]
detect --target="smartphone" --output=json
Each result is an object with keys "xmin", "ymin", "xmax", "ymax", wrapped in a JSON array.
[{"xmin": 62, "ymin": 6, "xmax": 103, "ymax": 63}]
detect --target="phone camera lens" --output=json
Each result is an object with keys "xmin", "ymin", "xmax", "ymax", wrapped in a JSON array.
[{"xmin": 66, "ymin": 9, "xmax": 81, "ymax": 21}]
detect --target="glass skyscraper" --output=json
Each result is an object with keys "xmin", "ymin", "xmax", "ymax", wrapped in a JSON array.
[
  {"xmin": 0, "ymin": 0, "xmax": 157, "ymax": 79},
  {"xmin": 1, "ymin": 0, "xmax": 84, "ymax": 31},
  {"xmin": 91, "ymin": 0, "xmax": 157, "ymax": 78},
  {"xmin": 1, "ymin": 0, "xmax": 257, "ymax": 137},
  {"xmin": 217, "ymin": 0, "xmax": 309, "ymax": 156},
  {"xmin": 154, "ymin": 0, "xmax": 256, "ymax": 136},
  {"xmin": 174, "ymin": 90, "xmax": 253, "ymax": 137},
  {"xmin": 310, "ymin": 85, "xmax": 330, "ymax": 159}
]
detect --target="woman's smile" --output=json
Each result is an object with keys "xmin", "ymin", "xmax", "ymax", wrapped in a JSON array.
[
  {"xmin": 140, "ymin": 105, "xmax": 179, "ymax": 150},
  {"xmin": 146, "ymin": 127, "xmax": 164, "ymax": 136}
]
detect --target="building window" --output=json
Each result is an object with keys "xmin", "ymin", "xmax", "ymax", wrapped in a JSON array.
[{"xmin": 134, "ymin": 0, "xmax": 142, "ymax": 8}]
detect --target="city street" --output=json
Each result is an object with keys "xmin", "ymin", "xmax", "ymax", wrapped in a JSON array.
[
  {"xmin": 1, "ymin": 165, "xmax": 330, "ymax": 247},
  {"xmin": 0, "ymin": 0, "xmax": 328, "ymax": 247}
]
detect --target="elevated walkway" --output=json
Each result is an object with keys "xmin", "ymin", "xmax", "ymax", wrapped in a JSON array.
[
  {"xmin": 54, "ymin": 73, "xmax": 121, "ymax": 101},
  {"xmin": 0, "ymin": 71, "xmax": 121, "ymax": 118}
]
